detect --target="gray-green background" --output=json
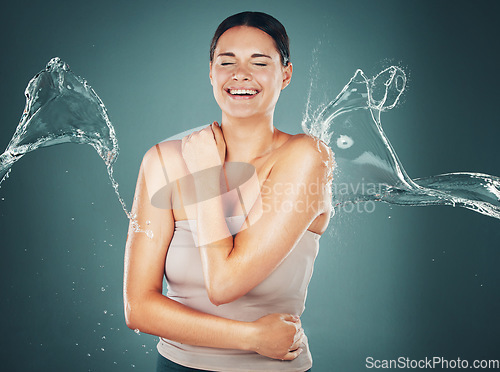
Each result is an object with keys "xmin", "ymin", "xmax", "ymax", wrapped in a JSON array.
[{"xmin": 1, "ymin": 0, "xmax": 499, "ymax": 371}]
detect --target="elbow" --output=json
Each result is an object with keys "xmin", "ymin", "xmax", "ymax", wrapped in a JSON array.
[
  {"xmin": 124, "ymin": 298, "xmax": 141, "ymax": 331},
  {"xmin": 124, "ymin": 292, "xmax": 152, "ymax": 332},
  {"xmin": 207, "ymin": 292, "xmax": 229, "ymax": 306},
  {"xmin": 206, "ymin": 281, "xmax": 242, "ymax": 306},
  {"xmin": 123, "ymin": 289, "xmax": 163, "ymax": 331}
]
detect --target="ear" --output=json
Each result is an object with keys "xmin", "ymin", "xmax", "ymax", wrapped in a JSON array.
[
  {"xmin": 281, "ymin": 63, "xmax": 293, "ymax": 90},
  {"xmin": 209, "ymin": 62, "xmax": 213, "ymax": 86}
]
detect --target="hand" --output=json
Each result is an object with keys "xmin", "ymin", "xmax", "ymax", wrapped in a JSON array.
[
  {"xmin": 249, "ymin": 313, "xmax": 305, "ymax": 361},
  {"xmin": 211, "ymin": 121, "xmax": 226, "ymax": 166},
  {"xmin": 181, "ymin": 122, "xmax": 226, "ymax": 174}
]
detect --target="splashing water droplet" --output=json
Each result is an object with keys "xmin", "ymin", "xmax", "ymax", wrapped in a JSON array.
[
  {"xmin": 336, "ymin": 135, "xmax": 354, "ymax": 149},
  {"xmin": 134, "ymin": 328, "xmax": 140, "ymax": 335},
  {"xmin": 0, "ymin": 57, "xmax": 154, "ymax": 236},
  {"xmin": 302, "ymin": 66, "xmax": 500, "ymax": 219}
]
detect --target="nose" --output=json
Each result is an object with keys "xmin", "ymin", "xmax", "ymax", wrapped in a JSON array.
[{"xmin": 232, "ymin": 65, "xmax": 251, "ymax": 81}]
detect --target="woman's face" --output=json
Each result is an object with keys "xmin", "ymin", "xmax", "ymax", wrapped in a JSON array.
[{"xmin": 209, "ymin": 26, "xmax": 292, "ymax": 121}]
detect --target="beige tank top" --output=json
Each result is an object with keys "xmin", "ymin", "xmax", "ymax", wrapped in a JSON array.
[{"xmin": 157, "ymin": 215, "xmax": 320, "ymax": 371}]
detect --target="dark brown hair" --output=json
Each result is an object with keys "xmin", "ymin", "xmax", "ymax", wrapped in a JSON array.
[{"xmin": 209, "ymin": 11, "xmax": 290, "ymax": 67}]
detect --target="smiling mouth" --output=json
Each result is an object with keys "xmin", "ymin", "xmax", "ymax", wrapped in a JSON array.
[{"xmin": 226, "ymin": 88, "xmax": 259, "ymax": 97}]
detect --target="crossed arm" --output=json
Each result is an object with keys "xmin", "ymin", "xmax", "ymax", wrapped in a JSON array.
[
  {"xmin": 123, "ymin": 145, "xmax": 306, "ymax": 360},
  {"xmin": 181, "ymin": 126, "xmax": 334, "ymax": 305}
]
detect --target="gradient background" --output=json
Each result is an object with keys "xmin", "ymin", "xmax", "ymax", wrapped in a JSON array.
[{"xmin": 1, "ymin": 0, "xmax": 499, "ymax": 371}]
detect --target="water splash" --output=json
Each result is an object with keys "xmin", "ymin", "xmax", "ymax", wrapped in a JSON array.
[
  {"xmin": 302, "ymin": 66, "xmax": 500, "ymax": 219},
  {"xmin": 0, "ymin": 57, "xmax": 152, "ymax": 236},
  {"xmin": 2, "ymin": 59, "xmax": 498, "ymax": 223}
]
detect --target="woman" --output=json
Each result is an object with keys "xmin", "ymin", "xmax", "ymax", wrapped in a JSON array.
[{"xmin": 124, "ymin": 11, "xmax": 333, "ymax": 372}]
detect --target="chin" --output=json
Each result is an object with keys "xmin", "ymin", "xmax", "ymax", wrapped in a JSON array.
[{"xmin": 219, "ymin": 106, "xmax": 260, "ymax": 119}]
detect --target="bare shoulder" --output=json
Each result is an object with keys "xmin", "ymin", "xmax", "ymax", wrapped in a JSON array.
[
  {"xmin": 142, "ymin": 139, "xmax": 189, "ymax": 176},
  {"xmin": 142, "ymin": 139, "xmax": 182, "ymax": 165},
  {"xmin": 140, "ymin": 140, "xmax": 187, "ymax": 202},
  {"xmin": 276, "ymin": 133, "xmax": 334, "ymax": 173}
]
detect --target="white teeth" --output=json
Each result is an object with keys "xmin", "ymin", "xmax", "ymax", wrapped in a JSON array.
[{"xmin": 229, "ymin": 89, "xmax": 257, "ymax": 95}]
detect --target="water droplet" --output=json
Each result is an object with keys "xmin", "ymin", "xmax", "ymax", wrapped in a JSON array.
[
  {"xmin": 134, "ymin": 328, "xmax": 140, "ymax": 335},
  {"xmin": 103, "ymin": 310, "xmax": 107, "ymax": 314},
  {"xmin": 336, "ymin": 134, "xmax": 354, "ymax": 149},
  {"xmin": 101, "ymin": 348, "xmax": 105, "ymax": 352},
  {"xmin": 101, "ymin": 287, "xmax": 105, "ymax": 292},
  {"xmin": 146, "ymin": 220, "xmax": 151, "ymax": 225}
]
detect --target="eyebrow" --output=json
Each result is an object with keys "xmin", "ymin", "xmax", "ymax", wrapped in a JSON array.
[{"xmin": 217, "ymin": 52, "xmax": 272, "ymax": 59}]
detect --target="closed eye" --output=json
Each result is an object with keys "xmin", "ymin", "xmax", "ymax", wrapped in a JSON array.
[{"xmin": 221, "ymin": 63, "xmax": 234, "ymax": 66}]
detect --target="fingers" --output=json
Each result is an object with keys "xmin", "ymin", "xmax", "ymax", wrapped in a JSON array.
[
  {"xmin": 182, "ymin": 123, "xmax": 222, "ymax": 145},
  {"xmin": 292, "ymin": 327, "xmax": 305, "ymax": 345},
  {"xmin": 282, "ymin": 331, "xmax": 304, "ymax": 361},
  {"xmin": 282, "ymin": 313, "xmax": 300, "ymax": 324},
  {"xmin": 211, "ymin": 121, "xmax": 225, "ymax": 142},
  {"xmin": 281, "ymin": 348, "xmax": 303, "ymax": 361}
]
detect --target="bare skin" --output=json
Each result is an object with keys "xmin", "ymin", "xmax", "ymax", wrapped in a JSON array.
[
  {"xmin": 124, "ymin": 151, "xmax": 304, "ymax": 360},
  {"xmin": 124, "ymin": 25, "xmax": 332, "ymax": 362}
]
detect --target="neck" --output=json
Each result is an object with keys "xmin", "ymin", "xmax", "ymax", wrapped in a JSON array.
[{"xmin": 220, "ymin": 113, "xmax": 278, "ymax": 163}]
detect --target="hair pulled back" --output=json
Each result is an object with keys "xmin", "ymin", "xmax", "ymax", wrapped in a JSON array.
[{"xmin": 210, "ymin": 11, "xmax": 290, "ymax": 67}]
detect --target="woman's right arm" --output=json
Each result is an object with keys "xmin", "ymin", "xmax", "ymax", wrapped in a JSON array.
[{"xmin": 123, "ymin": 144, "xmax": 303, "ymax": 361}]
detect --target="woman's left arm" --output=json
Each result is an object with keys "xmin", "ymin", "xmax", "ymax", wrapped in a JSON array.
[{"xmin": 182, "ymin": 123, "xmax": 333, "ymax": 305}]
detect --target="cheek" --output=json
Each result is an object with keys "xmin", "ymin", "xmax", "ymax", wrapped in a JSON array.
[
  {"xmin": 255, "ymin": 70, "xmax": 281, "ymax": 90},
  {"xmin": 211, "ymin": 69, "xmax": 231, "ymax": 87}
]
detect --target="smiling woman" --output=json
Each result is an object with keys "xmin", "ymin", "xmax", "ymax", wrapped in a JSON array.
[
  {"xmin": 123, "ymin": 11, "xmax": 333, "ymax": 372},
  {"xmin": 209, "ymin": 25, "xmax": 292, "ymax": 121}
]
